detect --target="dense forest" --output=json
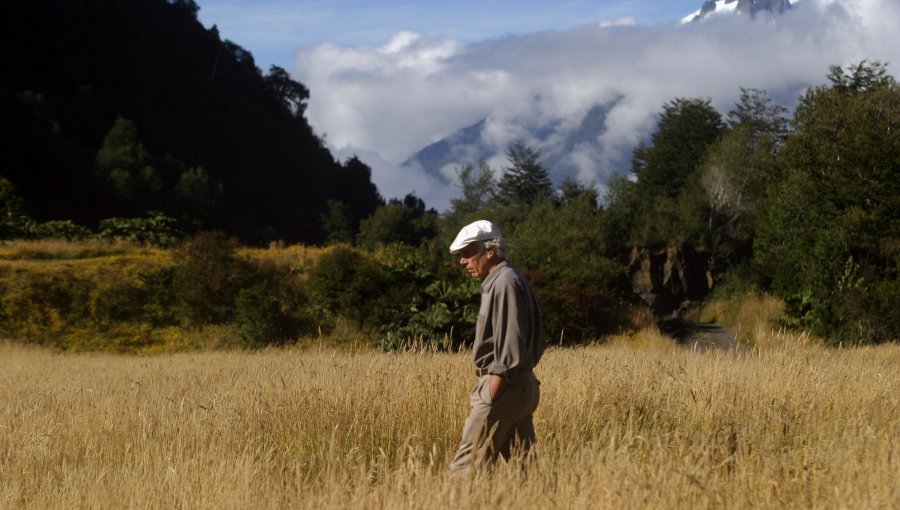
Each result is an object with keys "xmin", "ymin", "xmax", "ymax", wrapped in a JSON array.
[
  {"xmin": 1, "ymin": 0, "xmax": 897, "ymax": 347},
  {"xmin": 0, "ymin": 0, "xmax": 381, "ymax": 243}
]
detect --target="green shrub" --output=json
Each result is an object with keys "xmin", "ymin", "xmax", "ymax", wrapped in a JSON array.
[
  {"xmin": 395, "ymin": 278, "xmax": 481, "ymax": 346},
  {"xmin": 0, "ymin": 244, "xmax": 178, "ymax": 349},
  {"xmin": 709, "ymin": 262, "xmax": 760, "ymax": 300},
  {"xmin": 235, "ymin": 284, "xmax": 286, "ymax": 347},
  {"xmin": 524, "ymin": 259, "xmax": 632, "ymax": 344},
  {"xmin": 32, "ymin": 220, "xmax": 93, "ymax": 241},
  {"xmin": 137, "ymin": 266, "xmax": 179, "ymax": 326},
  {"xmin": 173, "ymin": 231, "xmax": 251, "ymax": 326},
  {"xmin": 357, "ymin": 194, "xmax": 438, "ymax": 249},
  {"xmin": 829, "ymin": 270, "xmax": 900, "ymax": 345},
  {"xmin": 507, "ymin": 196, "xmax": 636, "ymax": 342},
  {"xmin": 0, "ymin": 268, "xmax": 91, "ymax": 343},
  {"xmin": 1, "ymin": 216, "xmax": 93, "ymax": 241},
  {"xmin": 99, "ymin": 211, "xmax": 184, "ymax": 246},
  {"xmin": 856, "ymin": 277, "xmax": 900, "ymax": 342},
  {"xmin": 307, "ymin": 245, "xmax": 410, "ymax": 334},
  {"xmin": 371, "ymin": 243, "xmax": 481, "ymax": 346},
  {"xmin": 89, "ymin": 266, "xmax": 146, "ymax": 325}
]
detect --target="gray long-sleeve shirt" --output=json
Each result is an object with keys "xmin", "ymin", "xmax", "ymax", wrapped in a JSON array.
[{"xmin": 473, "ymin": 261, "xmax": 545, "ymax": 378}]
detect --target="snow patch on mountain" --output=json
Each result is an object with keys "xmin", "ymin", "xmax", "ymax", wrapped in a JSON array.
[
  {"xmin": 681, "ymin": 0, "xmax": 796, "ymax": 24},
  {"xmin": 682, "ymin": 1, "xmax": 739, "ymax": 24}
]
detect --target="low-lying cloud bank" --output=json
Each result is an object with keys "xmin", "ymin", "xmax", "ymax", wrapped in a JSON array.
[{"xmin": 294, "ymin": 0, "xmax": 899, "ymax": 210}]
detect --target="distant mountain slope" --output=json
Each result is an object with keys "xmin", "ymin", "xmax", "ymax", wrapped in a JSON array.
[
  {"xmin": 0, "ymin": 0, "xmax": 381, "ymax": 242},
  {"xmin": 403, "ymin": 101, "xmax": 629, "ymax": 189},
  {"xmin": 404, "ymin": 119, "xmax": 490, "ymax": 180}
]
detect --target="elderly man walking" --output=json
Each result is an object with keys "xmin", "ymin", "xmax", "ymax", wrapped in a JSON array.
[{"xmin": 448, "ymin": 220, "xmax": 545, "ymax": 474}]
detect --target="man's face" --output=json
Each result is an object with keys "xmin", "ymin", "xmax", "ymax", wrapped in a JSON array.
[{"xmin": 458, "ymin": 243, "xmax": 495, "ymax": 280}]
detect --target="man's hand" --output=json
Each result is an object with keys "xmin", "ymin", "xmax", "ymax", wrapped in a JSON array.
[{"xmin": 489, "ymin": 374, "xmax": 508, "ymax": 402}]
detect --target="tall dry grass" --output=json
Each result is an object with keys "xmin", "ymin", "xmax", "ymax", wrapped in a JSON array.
[
  {"xmin": 237, "ymin": 243, "xmax": 325, "ymax": 277},
  {"xmin": 686, "ymin": 294, "xmax": 817, "ymax": 349},
  {"xmin": 1, "ymin": 332, "xmax": 898, "ymax": 509}
]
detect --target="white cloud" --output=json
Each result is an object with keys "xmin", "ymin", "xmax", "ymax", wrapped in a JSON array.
[
  {"xmin": 600, "ymin": 16, "xmax": 638, "ymax": 28},
  {"xmin": 293, "ymin": 0, "xmax": 900, "ymax": 209}
]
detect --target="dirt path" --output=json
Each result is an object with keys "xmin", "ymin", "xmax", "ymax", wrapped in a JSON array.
[
  {"xmin": 682, "ymin": 324, "xmax": 741, "ymax": 352},
  {"xmin": 659, "ymin": 320, "xmax": 741, "ymax": 352}
]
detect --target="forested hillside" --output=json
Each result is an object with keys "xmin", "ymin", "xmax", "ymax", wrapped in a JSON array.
[{"xmin": 0, "ymin": 0, "xmax": 381, "ymax": 242}]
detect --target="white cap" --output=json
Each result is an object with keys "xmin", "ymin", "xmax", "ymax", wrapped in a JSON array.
[{"xmin": 449, "ymin": 220, "xmax": 502, "ymax": 253}]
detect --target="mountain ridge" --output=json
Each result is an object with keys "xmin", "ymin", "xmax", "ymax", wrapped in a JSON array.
[{"xmin": 403, "ymin": 101, "xmax": 630, "ymax": 190}]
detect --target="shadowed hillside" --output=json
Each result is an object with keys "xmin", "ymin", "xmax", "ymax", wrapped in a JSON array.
[{"xmin": 0, "ymin": 0, "xmax": 382, "ymax": 243}]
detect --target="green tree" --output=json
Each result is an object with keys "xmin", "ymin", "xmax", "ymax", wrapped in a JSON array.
[
  {"xmin": 627, "ymin": 98, "xmax": 725, "ymax": 247},
  {"xmin": 357, "ymin": 194, "xmax": 438, "ymax": 248},
  {"xmin": 599, "ymin": 173, "xmax": 642, "ymax": 258},
  {"xmin": 509, "ymin": 193, "xmax": 632, "ymax": 342},
  {"xmin": 450, "ymin": 161, "xmax": 496, "ymax": 215},
  {"xmin": 496, "ymin": 143, "xmax": 553, "ymax": 208},
  {"xmin": 0, "ymin": 177, "xmax": 27, "ymax": 222},
  {"xmin": 334, "ymin": 156, "xmax": 384, "ymax": 234},
  {"xmin": 755, "ymin": 61, "xmax": 900, "ymax": 343},
  {"xmin": 235, "ymin": 283, "xmax": 287, "ymax": 347},
  {"xmin": 264, "ymin": 65, "xmax": 310, "ymax": 117},
  {"xmin": 632, "ymin": 98, "xmax": 724, "ymax": 199},
  {"xmin": 440, "ymin": 161, "xmax": 497, "ymax": 246},
  {"xmin": 174, "ymin": 166, "xmax": 221, "ymax": 219},
  {"xmin": 172, "ymin": 231, "xmax": 251, "ymax": 326},
  {"xmin": 558, "ymin": 176, "xmax": 598, "ymax": 205},
  {"xmin": 320, "ymin": 200, "xmax": 356, "ymax": 245},
  {"xmin": 306, "ymin": 246, "xmax": 407, "ymax": 333},
  {"xmin": 826, "ymin": 59, "xmax": 893, "ymax": 94},
  {"xmin": 699, "ymin": 88, "xmax": 788, "ymax": 266},
  {"xmin": 727, "ymin": 87, "xmax": 789, "ymax": 145},
  {"xmin": 94, "ymin": 117, "xmax": 162, "ymax": 211}
]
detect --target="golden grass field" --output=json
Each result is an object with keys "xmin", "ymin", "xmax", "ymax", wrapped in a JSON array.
[{"xmin": 2, "ymin": 324, "xmax": 898, "ymax": 510}]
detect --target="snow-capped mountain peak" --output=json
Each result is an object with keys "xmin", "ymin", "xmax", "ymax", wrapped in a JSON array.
[{"xmin": 681, "ymin": 0, "xmax": 795, "ymax": 24}]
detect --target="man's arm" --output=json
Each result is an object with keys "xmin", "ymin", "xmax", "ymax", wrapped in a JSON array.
[
  {"xmin": 488, "ymin": 279, "xmax": 529, "ymax": 379},
  {"xmin": 489, "ymin": 374, "xmax": 508, "ymax": 401}
]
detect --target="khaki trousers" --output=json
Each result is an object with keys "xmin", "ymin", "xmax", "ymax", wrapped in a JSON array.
[{"xmin": 448, "ymin": 371, "xmax": 540, "ymax": 473}]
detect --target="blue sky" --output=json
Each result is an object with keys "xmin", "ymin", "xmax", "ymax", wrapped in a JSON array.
[{"xmin": 195, "ymin": 0, "xmax": 703, "ymax": 70}]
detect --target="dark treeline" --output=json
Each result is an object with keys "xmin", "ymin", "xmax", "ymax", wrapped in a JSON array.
[{"xmin": 0, "ymin": 0, "xmax": 381, "ymax": 243}]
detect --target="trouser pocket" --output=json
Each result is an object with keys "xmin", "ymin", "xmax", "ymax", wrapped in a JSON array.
[{"xmin": 479, "ymin": 376, "xmax": 494, "ymax": 404}]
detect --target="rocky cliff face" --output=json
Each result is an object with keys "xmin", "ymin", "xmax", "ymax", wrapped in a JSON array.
[{"xmin": 628, "ymin": 245, "xmax": 714, "ymax": 317}]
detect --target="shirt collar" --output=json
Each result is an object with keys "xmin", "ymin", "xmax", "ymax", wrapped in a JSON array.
[{"xmin": 481, "ymin": 260, "xmax": 510, "ymax": 292}]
